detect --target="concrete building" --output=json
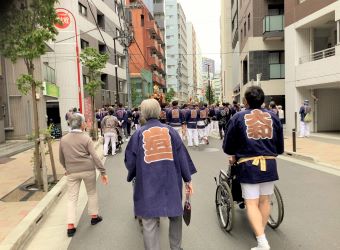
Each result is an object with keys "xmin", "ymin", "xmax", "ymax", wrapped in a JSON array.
[
  {"xmin": 220, "ymin": 0, "xmax": 233, "ymax": 102},
  {"xmin": 47, "ymin": 0, "xmax": 128, "ymax": 132},
  {"xmin": 202, "ymin": 57, "xmax": 215, "ymax": 74},
  {"xmin": 212, "ymin": 74, "xmax": 222, "ymax": 103},
  {"xmin": 142, "ymin": 0, "xmax": 154, "ymax": 15},
  {"xmin": 154, "ymin": 0, "xmax": 165, "ymax": 34},
  {"xmin": 0, "ymin": 54, "xmax": 56, "ymax": 140},
  {"xmin": 126, "ymin": 0, "xmax": 165, "ymax": 106},
  {"xmin": 237, "ymin": 0, "xmax": 285, "ymax": 108},
  {"xmin": 164, "ymin": 0, "xmax": 188, "ymax": 102},
  {"xmin": 196, "ymin": 43, "xmax": 203, "ymax": 101},
  {"xmin": 186, "ymin": 22, "xmax": 198, "ymax": 102},
  {"xmin": 285, "ymin": 0, "xmax": 340, "ymax": 133}
]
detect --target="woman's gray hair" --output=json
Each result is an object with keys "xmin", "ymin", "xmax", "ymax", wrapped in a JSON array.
[
  {"xmin": 69, "ymin": 114, "xmax": 85, "ymax": 130},
  {"xmin": 141, "ymin": 99, "xmax": 161, "ymax": 120}
]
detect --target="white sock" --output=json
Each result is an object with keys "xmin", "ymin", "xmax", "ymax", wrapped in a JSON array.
[{"xmin": 256, "ymin": 234, "xmax": 269, "ymax": 247}]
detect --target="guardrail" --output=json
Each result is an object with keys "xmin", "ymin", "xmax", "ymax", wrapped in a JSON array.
[{"xmin": 299, "ymin": 46, "xmax": 336, "ymax": 64}]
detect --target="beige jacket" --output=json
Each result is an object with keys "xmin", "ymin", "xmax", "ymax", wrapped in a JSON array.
[{"xmin": 59, "ymin": 130, "xmax": 106, "ymax": 175}]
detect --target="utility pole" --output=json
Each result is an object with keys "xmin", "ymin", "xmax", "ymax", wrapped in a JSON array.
[
  {"xmin": 114, "ymin": 38, "xmax": 120, "ymax": 105},
  {"xmin": 208, "ymin": 64, "xmax": 211, "ymax": 105},
  {"xmin": 125, "ymin": 44, "xmax": 132, "ymax": 108}
]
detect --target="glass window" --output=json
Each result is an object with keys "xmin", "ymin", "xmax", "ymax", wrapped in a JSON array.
[
  {"xmin": 80, "ymin": 39, "xmax": 89, "ymax": 49},
  {"xmin": 78, "ymin": 3, "xmax": 87, "ymax": 17}
]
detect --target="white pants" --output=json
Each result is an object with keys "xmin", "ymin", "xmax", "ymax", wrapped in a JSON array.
[
  {"xmin": 241, "ymin": 182, "xmax": 275, "ymax": 200},
  {"xmin": 205, "ymin": 124, "xmax": 210, "ymax": 137},
  {"xmin": 212, "ymin": 121, "xmax": 219, "ymax": 132},
  {"xmin": 187, "ymin": 128, "xmax": 199, "ymax": 146},
  {"xmin": 299, "ymin": 121, "xmax": 310, "ymax": 137},
  {"xmin": 104, "ymin": 132, "xmax": 117, "ymax": 155},
  {"xmin": 172, "ymin": 126, "xmax": 183, "ymax": 140}
]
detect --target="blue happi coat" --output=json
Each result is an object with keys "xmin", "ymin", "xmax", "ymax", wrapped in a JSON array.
[
  {"xmin": 186, "ymin": 109, "xmax": 198, "ymax": 129},
  {"xmin": 125, "ymin": 119, "xmax": 197, "ymax": 218},
  {"xmin": 223, "ymin": 108, "xmax": 284, "ymax": 184},
  {"xmin": 167, "ymin": 107, "xmax": 183, "ymax": 127}
]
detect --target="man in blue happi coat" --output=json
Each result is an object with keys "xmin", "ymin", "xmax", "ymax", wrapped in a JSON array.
[
  {"xmin": 125, "ymin": 99, "xmax": 197, "ymax": 250},
  {"xmin": 223, "ymin": 86, "xmax": 284, "ymax": 250},
  {"xmin": 167, "ymin": 100, "xmax": 184, "ymax": 140}
]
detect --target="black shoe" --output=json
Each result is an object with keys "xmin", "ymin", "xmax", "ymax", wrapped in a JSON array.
[
  {"xmin": 67, "ymin": 228, "xmax": 76, "ymax": 237},
  {"xmin": 91, "ymin": 216, "xmax": 103, "ymax": 225}
]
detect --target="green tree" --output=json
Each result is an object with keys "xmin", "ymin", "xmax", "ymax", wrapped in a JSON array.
[
  {"xmin": 0, "ymin": 0, "xmax": 60, "ymax": 188},
  {"xmin": 165, "ymin": 88, "xmax": 176, "ymax": 103},
  {"xmin": 80, "ymin": 47, "xmax": 109, "ymax": 140},
  {"xmin": 205, "ymin": 85, "xmax": 215, "ymax": 105}
]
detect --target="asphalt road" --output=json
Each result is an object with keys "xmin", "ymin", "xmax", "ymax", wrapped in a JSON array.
[{"xmin": 69, "ymin": 138, "xmax": 340, "ymax": 250}]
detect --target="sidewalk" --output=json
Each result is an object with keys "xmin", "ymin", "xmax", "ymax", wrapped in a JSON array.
[
  {"xmin": 0, "ymin": 140, "xmax": 65, "ymax": 243},
  {"xmin": 284, "ymin": 136, "xmax": 340, "ymax": 168}
]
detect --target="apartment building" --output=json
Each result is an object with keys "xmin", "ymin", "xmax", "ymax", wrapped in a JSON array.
[
  {"xmin": 142, "ymin": 0, "xmax": 154, "ymax": 15},
  {"xmin": 220, "ymin": 0, "xmax": 234, "ymax": 102},
  {"xmin": 186, "ymin": 22, "xmax": 199, "ymax": 101},
  {"xmin": 212, "ymin": 74, "xmax": 223, "ymax": 103},
  {"xmin": 196, "ymin": 43, "xmax": 203, "ymax": 102},
  {"xmin": 46, "ymin": 0, "xmax": 128, "ymax": 132},
  {"xmin": 127, "ymin": 0, "xmax": 165, "ymax": 105},
  {"xmin": 237, "ymin": 0, "xmax": 285, "ymax": 108},
  {"xmin": 285, "ymin": 0, "xmax": 340, "ymax": 133},
  {"xmin": 164, "ymin": 0, "xmax": 188, "ymax": 102}
]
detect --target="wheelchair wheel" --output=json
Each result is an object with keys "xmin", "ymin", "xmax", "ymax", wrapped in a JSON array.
[
  {"xmin": 215, "ymin": 184, "xmax": 234, "ymax": 232},
  {"xmin": 267, "ymin": 185, "xmax": 284, "ymax": 229}
]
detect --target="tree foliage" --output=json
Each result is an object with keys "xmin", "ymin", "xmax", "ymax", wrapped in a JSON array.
[
  {"xmin": 205, "ymin": 84, "xmax": 215, "ymax": 104},
  {"xmin": 0, "ymin": 0, "xmax": 60, "ymax": 189},
  {"xmin": 80, "ymin": 47, "xmax": 109, "ymax": 140},
  {"xmin": 165, "ymin": 88, "xmax": 176, "ymax": 103},
  {"xmin": 80, "ymin": 47, "xmax": 109, "ymax": 97}
]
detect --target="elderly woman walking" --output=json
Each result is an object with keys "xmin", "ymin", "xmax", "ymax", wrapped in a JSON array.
[
  {"xmin": 125, "ymin": 99, "xmax": 197, "ymax": 250},
  {"xmin": 59, "ymin": 114, "xmax": 109, "ymax": 237}
]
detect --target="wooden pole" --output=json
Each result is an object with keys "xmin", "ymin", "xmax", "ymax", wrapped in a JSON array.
[
  {"xmin": 47, "ymin": 136, "xmax": 58, "ymax": 183},
  {"xmin": 39, "ymin": 135, "xmax": 49, "ymax": 192}
]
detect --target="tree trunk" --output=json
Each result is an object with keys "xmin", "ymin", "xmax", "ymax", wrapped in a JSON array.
[
  {"xmin": 29, "ymin": 65, "xmax": 43, "ymax": 188},
  {"xmin": 91, "ymin": 95, "xmax": 96, "ymax": 140}
]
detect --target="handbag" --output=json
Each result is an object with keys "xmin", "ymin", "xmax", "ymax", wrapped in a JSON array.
[
  {"xmin": 183, "ymin": 191, "xmax": 191, "ymax": 226},
  {"xmin": 304, "ymin": 113, "xmax": 312, "ymax": 123}
]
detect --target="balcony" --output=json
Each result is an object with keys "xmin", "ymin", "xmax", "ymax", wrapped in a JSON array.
[
  {"xmin": 156, "ymin": 44, "xmax": 164, "ymax": 58},
  {"xmin": 269, "ymin": 64, "xmax": 285, "ymax": 79},
  {"xmin": 295, "ymin": 45, "xmax": 340, "ymax": 87},
  {"xmin": 146, "ymin": 38, "xmax": 158, "ymax": 50},
  {"xmin": 299, "ymin": 47, "xmax": 336, "ymax": 64},
  {"xmin": 152, "ymin": 74, "xmax": 160, "ymax": 84},
  {"xmin": 263, "ymin": 15, "xmax": 284, "ymax": 40}
]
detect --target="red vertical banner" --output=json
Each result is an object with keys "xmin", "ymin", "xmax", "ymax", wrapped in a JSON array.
[{"xmin": 84, "ymin": 97, "xmax": 93, "ymax": 128}]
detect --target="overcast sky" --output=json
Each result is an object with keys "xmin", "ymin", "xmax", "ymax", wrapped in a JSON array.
[{"xmin": 178, "ymin": 0, "xmax": 221, "ymax": 73}]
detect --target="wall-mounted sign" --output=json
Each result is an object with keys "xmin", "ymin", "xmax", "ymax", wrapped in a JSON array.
[
  {"xmin": 43, "ymin": 82, "xmax": 60, "ymax": 98},
  {"xmin": 55, "ymin": 11, "xmax": 71, "ymax": 29}
]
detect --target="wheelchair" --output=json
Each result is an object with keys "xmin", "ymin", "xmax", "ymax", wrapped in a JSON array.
[{"xmin": 214, "ymin": 164, "xmax": 284, "ymax": 232}]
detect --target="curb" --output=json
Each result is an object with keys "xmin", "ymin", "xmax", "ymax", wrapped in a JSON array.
[
  {"xmin": 0, "ymin": 142, "xmax": 34, "ymax": 159},
  {"xmin": 0, "ymin": 141, "xmax": 103, "ymax": 250},
  {"xmin": 0, "ymin": 177, "xmax": 67, "ymax": 250},
  {"xmin": 284, "ymin": 150, "xmax": 316, "ymax": 163}
]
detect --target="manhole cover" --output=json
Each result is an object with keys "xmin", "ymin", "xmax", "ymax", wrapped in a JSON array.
[{"xmin": 202, "ymin": 148, "xmax": 220, "ymax": 152}]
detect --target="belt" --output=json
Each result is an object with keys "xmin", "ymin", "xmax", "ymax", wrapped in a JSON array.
[{"xmin": 237, "ymin": 156, "xmax": 276, "ymax": 172}]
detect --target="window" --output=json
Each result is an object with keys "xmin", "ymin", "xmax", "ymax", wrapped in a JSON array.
[
  {"xmin": 80, "ymin": 39, "xmax": 89, "ymax": 49},
  {"xmin": 97, "ymin": 14, "xmax": 105, "ymax": 30},
  {"xmin": 269, "ymin": 51, "xmax": 285, "ymax": 79},
  {"xmin": 116, "ymin": 28, "xmax": 121, "ymax": 37},
  {"xmin": 83, "ymin": 75, "xmax": 90, "ymax": 85},
  {"xmin": 78, "ymin": 3, "xmax": 87, "ymax": 16},
  {"xmin": 141, "ymin": 14, "xmax": 144, "ymax": 26},
  {"xmin": 244, "ymin": 22, "xmax": 246, "ymax": 37},
  {"xmin": 248, "ymin": 14, "xmax": 250, "ymax": 30},
  {"xmin": 99, "ymin": 44, "xmax": 106, "ymax": 54}
]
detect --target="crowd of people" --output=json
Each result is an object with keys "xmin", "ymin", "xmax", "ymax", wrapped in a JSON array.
[{"xmin": 61, "ymin": 89, "xmax": 287, "ymax": 250}]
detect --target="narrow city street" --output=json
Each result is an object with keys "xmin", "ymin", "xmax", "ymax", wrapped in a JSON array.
[{"xmin": 68, "ymin": 138, "xmax": 340, "ymax": 250}]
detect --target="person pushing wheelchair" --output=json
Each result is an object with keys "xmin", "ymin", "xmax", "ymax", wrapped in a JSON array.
[{"xmin": 223, "ymin": 86, "xmax": 284, "ymax": 250}]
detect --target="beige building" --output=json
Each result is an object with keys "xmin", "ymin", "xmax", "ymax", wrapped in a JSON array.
[
  {"xmin": 220, "ymin": 0, "xmax": 233, "ymax": 102},
  {"xmin": 285, "ymin": 0, "xmax": 340, "ymax": 133}
]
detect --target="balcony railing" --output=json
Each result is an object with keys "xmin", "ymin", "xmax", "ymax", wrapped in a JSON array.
[
  {"xmin": 299, "ymin": 46, "xmax": 336, "ymax": 64},
  {"xmin": 263, "ymin": 15, "xmax": 284, "ymax": 33},
  {"xmin": 269, "ymin": 64, "xmax": 285, "ymax": 79}
]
